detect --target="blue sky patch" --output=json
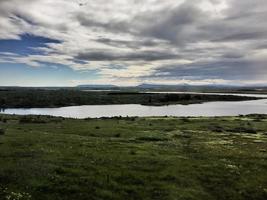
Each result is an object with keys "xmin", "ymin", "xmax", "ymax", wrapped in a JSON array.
[
  {"xmin": 0, "ymin": 34, "xmax": 61, "ymax": 56},
  {"xmin": 0, "ymin": 63, "xmax": 99, "ymax": 86}
]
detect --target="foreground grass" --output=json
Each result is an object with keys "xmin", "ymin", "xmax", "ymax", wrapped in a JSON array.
[{"xmin": 0, "ymin": 114, "xmax": 267, "ymax": 200}]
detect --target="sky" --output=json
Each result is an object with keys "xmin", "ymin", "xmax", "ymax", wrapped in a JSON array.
[{"xmin": 0, "ymin": 0, "xmax": 266, "ymax": 86}]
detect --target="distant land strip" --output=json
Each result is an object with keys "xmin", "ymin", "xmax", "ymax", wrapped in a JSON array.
[{"xmin": 0, "ymin": 88, "xmax": 262, "ymax": 108}]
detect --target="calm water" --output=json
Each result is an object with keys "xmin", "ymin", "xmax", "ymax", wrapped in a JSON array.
[
  {"xmin": 146, "ymin": 91, "xmax": 267, "ymax": 98},
  {"xmin": 1, "ymin": 92, "xmax": 267, "ymax": 118}
]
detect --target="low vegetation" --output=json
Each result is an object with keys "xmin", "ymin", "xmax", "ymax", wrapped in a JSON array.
[
  {"xmin": 0, "ymin": 114, "xmax": 267, "ymax": 199},
  {"xmin": 0, "ymin": 128, "xmax": 5, "ymax": 135},
  {"xmin": 0, "ymin": 88, "xmax": 260, "ymax": 108}
]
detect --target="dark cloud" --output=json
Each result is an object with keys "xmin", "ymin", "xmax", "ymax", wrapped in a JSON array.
[
  {"xmin": 76, "ymin": 50, "xmax": 179, "ymax": 61},
  {"xmin": 76, "ymin": 14, "xmax": 130, "ymax": 34},
  {"xmin": 75, "ymin": 1, "xmax": 207, "ymax": 45},
  {"xmin": 221, "ymin": 52, "xmax": 244, "ymax": 59},
  {"xmin": 256, "ymin": 44, "xmax": 267, "ymax": 50},
  {"xmin": 212, "ymin": 32, "xmax": 266, "ymax": 42},
  {"xmin": 146, "ymin": 58, "xmax": 267, "ymax": 81},
  {"xmin": 95, "ymin": 38, "xmax": 161, "ymax": 49},
  {"xmin": 139, "ymin": 2, "xmax": 206, "ymax": 44}
]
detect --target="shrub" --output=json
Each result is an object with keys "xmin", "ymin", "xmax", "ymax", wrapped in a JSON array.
[
  {"xmin": 228, "ymin": 127, "xmax": 257, "ymax": 134},
  {"xmin": 129, "ymin": 150, "xmax": 136, "ymax": 155},
  {"xmin": 181, "ymin": 118, "xmax": 190, "ymax": 123},
  {"xmin": 0, "ymin": 128, "xmax": 5, "ymax": 135},
  {"xmin": 1, "ymin": 118, "xmax": 7, "ymax": 123},
  {"xmin": 19, "ymin": 117, "xmax": 33, "ymax": 123},
  {"xmin": 164, "ymin": 127, "xmax": 175, "ymax": 132},
  {"xmin": 137, "ymin": 136, "xmax": 168, "ymax": 142},
  {"xmin": 114, "ymin": 133, "xmax": 121, "ymax": 137},
  {"xmin": 209, "ymin": 125, "xmax": 224, "ymax": 132}
]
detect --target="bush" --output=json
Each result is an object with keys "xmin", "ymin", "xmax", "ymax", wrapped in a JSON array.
[
  {"xmin": 0, "ymin": 117, "xmax": 7, "ymax": 123},
  {"xmin": 0, "ymin": 128, "xmax": 5, "ymax": 135},
  {"xmin": 228, "ymin": 126, "xmax": 257, "ymax": 134},
  {"xmin": 19, "ymin": 117, "xmax": 33, "ymax": 123},
  {"xmin": 181, "ymin": 118, "xmax": 190, "ymax": 123},
  {"xmin": 137, "ymin": 136, "xmax": 168, "ymax": 142},
  {"xmin": 129, "ymin": 150, "xmax": 136, "ymax": 155},
  {"xmin": 114, "ymin": 133, "xmax": 121, "ymax": 137},
  {"xmin": 209, "ymin": 125, "xmax": 224, "ymax": 132}
]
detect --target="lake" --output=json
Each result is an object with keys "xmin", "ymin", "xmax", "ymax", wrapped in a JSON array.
[{"xmin": 1, "ymin": 92, "xmax": 267, "ymax": 118}]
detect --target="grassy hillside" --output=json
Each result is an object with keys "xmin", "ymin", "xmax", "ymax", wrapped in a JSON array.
[{"xmin": 0, "ymin": 114, "xmax": 267, "ymax": 199}]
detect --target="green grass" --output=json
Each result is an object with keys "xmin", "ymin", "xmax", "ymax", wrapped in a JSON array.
[{"xmin": 0, "ymin": 114, "xmax": 267, "ymax": 200}]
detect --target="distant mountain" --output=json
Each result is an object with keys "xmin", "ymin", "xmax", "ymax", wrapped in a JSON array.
[
  {"xmin": 137, "ymin": 83, "xmax": 184, "ymax": 89},
  {"xmin": 75, "ymin": 83, "xmax": 267, "ymax": 93},
  {"xmin": 136, "ymin": 83, "xmax": 246, "ymax": 92},
  {"xmin": 77, "ymin": 84, "xmax": 118, "ymax": 88},
  {"xmin": 137, "ymin": 83, "xmax": 199, "ymax": 90},
  {"xmin": 137, "ymin": 83, "xmax": 246, "ymax": 88}
]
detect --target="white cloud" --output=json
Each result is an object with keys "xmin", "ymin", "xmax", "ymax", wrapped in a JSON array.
[{"xmin": 0, "ymin": 0, "xmax": 267, "ymax": 85}]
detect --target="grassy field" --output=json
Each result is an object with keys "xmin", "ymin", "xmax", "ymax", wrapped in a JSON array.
[{"xmin": 0, "ymin": 114, "xmax": 267, "ymax": 200}]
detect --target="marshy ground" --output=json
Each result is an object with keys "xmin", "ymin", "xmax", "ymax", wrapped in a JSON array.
[{"xmin": 0, "ymin": 114, "xmax": 267, "ymax": 200}]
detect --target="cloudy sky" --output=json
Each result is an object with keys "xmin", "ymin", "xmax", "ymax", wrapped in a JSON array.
[{"xmin": 0, "ymin": 0, "xmax": 266, "ymax": 86}]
